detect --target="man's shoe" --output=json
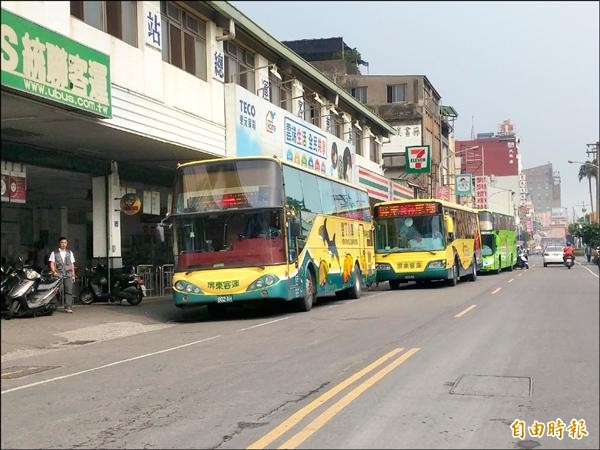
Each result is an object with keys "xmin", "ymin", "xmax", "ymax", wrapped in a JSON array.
[{"xmin": 65, "ymin": 308, "xmax": 73, "ymax": 313}]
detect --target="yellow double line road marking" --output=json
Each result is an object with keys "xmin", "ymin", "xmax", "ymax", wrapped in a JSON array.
[{"xmin": 248, "ymin": 347, "xmax": 420, "ymax": 450}]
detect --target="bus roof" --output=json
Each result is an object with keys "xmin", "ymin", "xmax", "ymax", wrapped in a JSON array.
[
  {"xmin": 476, "ymin": 208, "xmax": 515, "ymax": 218},
  {"xmin": 374, "ymin": 198, "xmax": 478, "ymax": 214},
  {"xmin": 177, "ymin": 156, "xmax": 369, "ymax": 194}
]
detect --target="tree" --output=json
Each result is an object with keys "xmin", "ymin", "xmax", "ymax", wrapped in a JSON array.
[{"xmin": 577, "ymin": 159, "xmax": 598, "ymax": 214}]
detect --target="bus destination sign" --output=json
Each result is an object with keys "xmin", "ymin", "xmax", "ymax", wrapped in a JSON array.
[{"xmin": 376, "ymin": 202, "xmax": 439, "ymax": 218}]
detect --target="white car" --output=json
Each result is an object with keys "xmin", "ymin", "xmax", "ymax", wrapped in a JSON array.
[{"xmin": 543, "ymin": 245, "xmax": 564, "ymax": 267}]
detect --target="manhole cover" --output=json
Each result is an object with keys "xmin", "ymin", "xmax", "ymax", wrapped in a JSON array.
[
  {"xmin": 1, "ymin": 365, "xmax": 60, "ymax": 379},
  {"xmin": 450, "ymin": 374, "xmax": 532, "ymax": 399}
]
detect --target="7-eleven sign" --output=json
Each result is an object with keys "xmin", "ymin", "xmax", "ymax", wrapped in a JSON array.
[{"xmin": 405, "ymin": 145, "xmax": 431, "ymax": 173}]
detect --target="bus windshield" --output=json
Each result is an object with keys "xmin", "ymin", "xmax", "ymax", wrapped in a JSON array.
[
  {"xmin": 173, "ymin": 159, "xmax": 283, "ymax": 214},
  {"xmin": 174, "ymin": 208, "xmax": 286, "ymax": 270},
  {"xmin": 481, "ymin": 233, "xmax": 496, "ymax": 256},
  {"xmin": 375, "ymin": 214, "xmax": 445, "ymax": 253}
]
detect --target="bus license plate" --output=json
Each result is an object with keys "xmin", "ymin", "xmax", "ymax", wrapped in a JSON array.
[
  {"xmin": 217, "ymin": 295, "xmax": 233, "ymax": 303},
  {"xmin": 404, "ymin": 275, "xmax": 415, "ymax": 280}
]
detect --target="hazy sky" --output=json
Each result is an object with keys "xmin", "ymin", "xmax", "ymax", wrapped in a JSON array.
[{"xmin": 232, "ymin": 1, "xmax": 599, "ymax": 216}]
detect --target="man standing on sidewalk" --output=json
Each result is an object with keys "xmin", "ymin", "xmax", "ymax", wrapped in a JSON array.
[{"xmin": 49, "ymin": 236, "xmax": 76, "ymax": 313}]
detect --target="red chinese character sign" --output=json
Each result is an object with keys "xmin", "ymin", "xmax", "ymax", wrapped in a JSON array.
[
  {"xmin": 474, "ymin": 176, "xmax": 488, "ymax": 209},
  {"xmin": 405, "ymin": 145, "xmax": 431, "ymax": 173}
]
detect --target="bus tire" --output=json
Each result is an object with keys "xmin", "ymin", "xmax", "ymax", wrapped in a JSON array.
[
  {"xmin": 347, "ymin": 265, "xmax": 362, "ymax": 299},
  {"xmin": 467, "ymin": 255, "xmax": 477, "ymax": 282},
  {"xmin": 297, "ymin": 270, "xmax": 315, "ymax": 312},
  {"xmin": 389, "ymin": 279, "xmax": 400, "ymax": 290},
  {"xmin": 447, "ymin": 261, "xmax": 458, "ymax": 287}
]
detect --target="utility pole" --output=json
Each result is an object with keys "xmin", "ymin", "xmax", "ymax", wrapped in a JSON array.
[{"xmin": 586, "ymin": 142, "xmax": 599, "ymax": 223}]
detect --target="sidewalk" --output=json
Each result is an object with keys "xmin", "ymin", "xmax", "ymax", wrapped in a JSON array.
[{"xmin": 1, "ymin": 295, "xmax": 173, "ymax": 363}]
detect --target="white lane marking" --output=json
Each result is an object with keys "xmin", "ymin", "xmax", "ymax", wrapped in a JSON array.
[
  {"xmin": 491, "ymin": 287, "xmax": 501, "ymax": 295},
  {"xmin": 507, "ymin": 279, "xmax": 515, "ymax": 283},
  {"xmin": 580, "ymin": 264, "xmax": 600, "ymax": 279},
  {"xmin": 236, "ymin": 316, "xmax": 291, "ymax": 332},
  {"xmin": 454, "ymin": 305, "xmax": 477, "ymax": 318},
  {"xmin": 518, "ymin": 273, "xmax": 523, "ymax": 277},
  {"xmin": 1, "ymin": 335, "xmax": 221, "ymax": 395}
]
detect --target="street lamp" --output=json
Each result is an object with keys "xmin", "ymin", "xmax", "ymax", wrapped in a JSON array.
[{"xmin": 568, "ymin": 159, "xmax": 599, "ymax": 223}]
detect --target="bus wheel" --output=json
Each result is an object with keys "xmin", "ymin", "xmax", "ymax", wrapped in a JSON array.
[
  {"xmin": 468, "ymin": 256, "xmax": 477, "ymax": 281},
  {"xmin": 447, "ymin": 261, "xmax": 458, "ymax": 287},
  {"xmin": 389, "ymin": 279, "xmax": 400, "ymax": 290},
  {"xmin": 298, "ymin": 271, "xmax": 315, "ymax": 312},
  {"xmin": 347, "ymin": 265, "xmax": 362, "ymax": 299}
]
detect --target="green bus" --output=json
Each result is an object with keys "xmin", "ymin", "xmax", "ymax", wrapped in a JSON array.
[{"xmin": 477, "ymin": 209, "xmax": 517, "ymax": 273}]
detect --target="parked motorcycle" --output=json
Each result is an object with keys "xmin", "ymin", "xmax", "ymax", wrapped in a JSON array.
[
  {"xmin": 2, "ymin": 259, "xmax": 61, "ymax": 319},
  {"xmin": 564, "ymin": 255, "xmax": 574, "ymax": 269},
  {"xmin": 1, "ymin": 264, "xmax": 20, "ymax": 308},
  {"xmin": 517, "ymin": 251, "xmax": 529, "ymax": 269},
  {"xmin": 78, "ymin": 264, "xmax": 145, "ymax": 306}
]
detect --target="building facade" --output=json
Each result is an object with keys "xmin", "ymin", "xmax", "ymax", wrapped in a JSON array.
[
  {"xmin": 1, "ymin": 1, "xmax": 397, "ymax": 282},
  {"xmin": 455, "ymin": 121, "xmax": 522, "ymax": 216}
]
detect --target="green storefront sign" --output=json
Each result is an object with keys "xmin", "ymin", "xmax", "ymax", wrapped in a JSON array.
[{"xmin": 1, "ymin": 8, "xmax": 111, "ymax": 118}]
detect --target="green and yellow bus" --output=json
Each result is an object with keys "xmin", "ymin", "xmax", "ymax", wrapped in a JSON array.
[
  {"xmin": 373, "ymin": 199, "xmax": 481, "ymax": 288},
  {"xmin": 170, "ymin": 156, "xmax": 375, "ymax": 313},
  {"xmin": 477, "ymin": 209, "xmax": 517, "ymax": 273}
]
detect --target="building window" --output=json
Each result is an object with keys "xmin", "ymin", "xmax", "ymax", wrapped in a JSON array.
[
  {"xmin": 224, "ymin": 41, "xmax": 255, "ymax": 92},
  {"xmin": 332, "ymin": 114, "xmax": 343, "ymax": 139},
  {"xmin": 370, "ymin": 137, "xmax": 380, "ymax": 163},
  {"xmin": 351, "ymin": 86, "xmax": 368, "ymax": 103},
  {"xmin": 161, "ymin": 2, "xmax": 207, "ymax": 80},
  {"xmin": 70, "ymin": 1, "xmax": 137, "ymax": 47},
  {"xmin": 305, "ymin": 97, "xmax": 321, "ymax": 127},
  {"xmin": 355, "ymin": 128, "xmax": 363, "ymax": 156},
  {"xmin": 387, "ymin": 84, "xmax": 406, "ymax": 103},
  {"xmin": 269, "ymin": 75, "xmax": 291, "ymax": 111}
]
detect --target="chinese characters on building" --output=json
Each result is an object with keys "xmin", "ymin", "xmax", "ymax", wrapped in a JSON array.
[{"xmin": 1, "ymin": 8, "xmax": 111, "ymax": 117}]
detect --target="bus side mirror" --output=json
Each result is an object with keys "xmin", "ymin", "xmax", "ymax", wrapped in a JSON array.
[
  {"xmin": 155, "ymin": 213, "xmax": 172, "ymax": 243},
  {"xmin": 290, "ymin": 218, "xmax": 301, "ymax": 237}
]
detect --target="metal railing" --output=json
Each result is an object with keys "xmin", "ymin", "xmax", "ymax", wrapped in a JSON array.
[{"xmin": 135, "ymin": 264, "xmax": 174, "ymax": 297}]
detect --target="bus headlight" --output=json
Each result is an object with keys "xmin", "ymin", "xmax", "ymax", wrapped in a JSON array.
[
  {"xmin": 174, "ymin": 280, "xmax": 203, "ymax": 294},
  {"xmin": 248, "ymin": 274, "xmax": 279, "ymax": 291},
  {"xmin": 426, "ymin": 260, "xmax": 446, "ymax": 269},
  {"xmin": 376, "ymin": 263, "xmax": 392, "ymax": 271}
]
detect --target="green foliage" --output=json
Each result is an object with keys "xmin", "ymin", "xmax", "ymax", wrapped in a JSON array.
[
  {"xmin": 333, "ymin": 48, "xmax": 362, "ymax": 65},
  {"xmin": 569, "ymin": 222, "xmax": 600, "ymax": 247}
]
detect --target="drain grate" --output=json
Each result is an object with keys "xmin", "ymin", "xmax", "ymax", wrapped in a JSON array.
[
  {"xmin": 1, "ymin": 365, "xmax": 60, "ymax": 379},
  {"xmin": 450, "ymin": 374, "xmax": 532, "ymax": 399}
]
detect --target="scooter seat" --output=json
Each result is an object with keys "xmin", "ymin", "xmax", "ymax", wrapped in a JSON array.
[{"xmin": 37, "ymin": 279, "xmax": 61, "ymax": 291}]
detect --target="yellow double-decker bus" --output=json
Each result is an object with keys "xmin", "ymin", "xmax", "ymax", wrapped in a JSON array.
[
  {"xmin": 373, "ymin": 199, "xmax": 481, "ymax": 288},
  {"xmin": 170, "ymin": 156, "xmax": 375, "ymax": 314}
]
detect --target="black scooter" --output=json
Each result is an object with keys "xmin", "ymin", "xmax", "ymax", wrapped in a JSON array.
[
  {"xmin": 79, "ymin": 264, "xmax": 145, "ymax": 306},
  {"xmin": 2, "ymin": 259, "xmax": 62, "ymax": 319}
]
